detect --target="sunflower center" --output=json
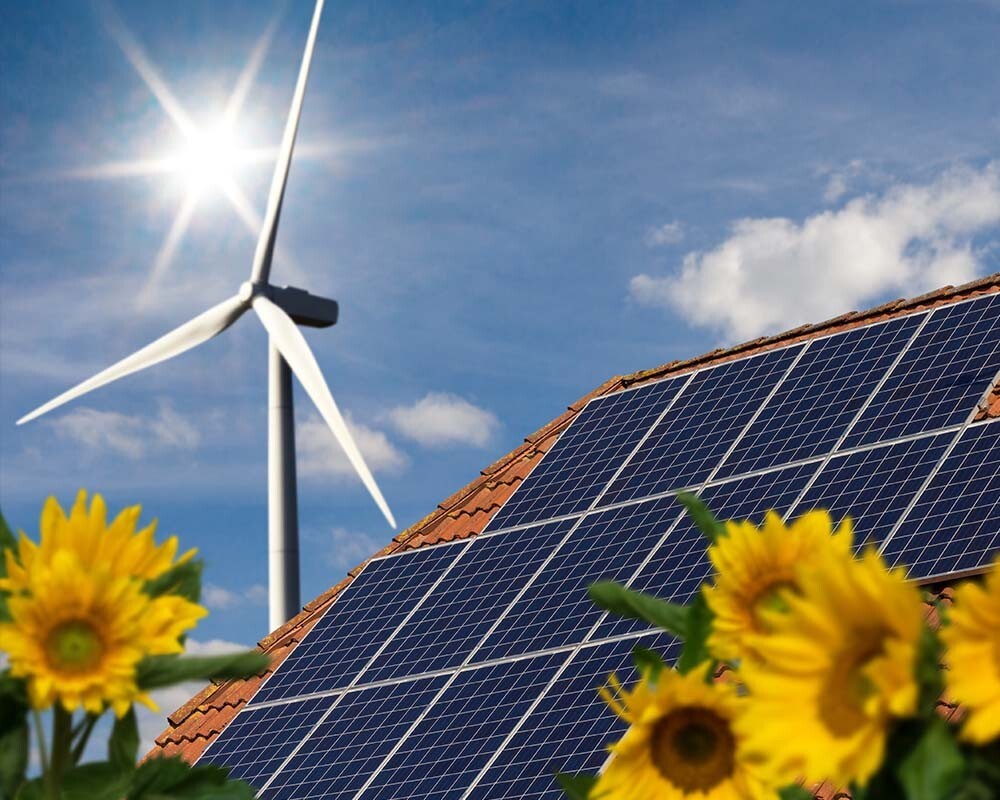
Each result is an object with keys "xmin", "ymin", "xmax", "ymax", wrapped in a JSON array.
[
  {"xmin": 45, "ymin": 620, "xmax": 104, "ymax": 672},
  {"xmin": 650, "ymin": 706, "xmax": 736, "ymax": 792},
  {"xmin": 818, "ymin": 634, "xmax": 885, "ymax": 736},
  {"xmin": 753, "ymin": 580, "xmax": 795, "ymax": 621}
]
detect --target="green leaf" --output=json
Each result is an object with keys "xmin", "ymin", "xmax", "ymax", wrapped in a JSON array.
[
  {"xmin": 0, "ymin": 511, "xmax": 17, "ymax": 623},
  {"xmin": 676, "ymin": 592, "xmax": 714, "ymax": 675},
  {"xmin": 60, "ymin": 762, "xmax": 132, "ymax": 800},
  {"xmin": 676, "ymin": 493, "xmax": 726, "ymax": 544},
  {"xmin": 127, "ymin": 756, "xmax": 257, "ymax": 799},
  {"xmin": 12, "ymin": 777, "xmax": 43, "ymax": 800},
  {"xmin": 778, "ymin": 786, "xmax": 817, "ymax": 800},
  {"xmin": 143, "ymin": 559, "xmax": 203, "ymax": 605},
  {"xmin": 897, "ymin": 718, "xmax": 965, "ymax": 800},
  {"xmin": 555, "ymin": 771, "xmax": 598, "ymax": 800},
  {"xmin": 631, "ymin": 645, "xmax": 665, "ymax": 681},
  {"xmin": 0, "ymin": 676, "xmax": 29, "ymax": 800},
  {"xmin": 136, "ymin": 652, "xmax": 269, "ymax": 691},
  {"xmin": 109, "ymin": 709, "xmax": 140, "ymax": 771},
  {"xmin": 588, "ymin": 581, "xmax": 689, "ymax": 639}
]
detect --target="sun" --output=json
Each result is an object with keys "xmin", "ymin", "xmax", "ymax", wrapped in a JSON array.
[{"xmin": 171, "ymin": 122, "xmax": 245, "ymax": 195}]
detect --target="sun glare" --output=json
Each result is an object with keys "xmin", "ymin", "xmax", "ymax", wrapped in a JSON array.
[{"xmin": 172, "ymin": 123, "xmax": 243, "ymax": 194}]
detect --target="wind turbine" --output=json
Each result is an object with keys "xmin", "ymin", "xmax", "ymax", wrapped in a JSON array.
[{"xmin": 17, "ymin": 0, "xmax": 395, "ymax": 631}]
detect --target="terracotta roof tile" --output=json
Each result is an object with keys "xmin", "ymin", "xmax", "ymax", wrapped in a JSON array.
[{"xmin": 149, "ymin": 272, "xmax": 1000, "ymax": 766}]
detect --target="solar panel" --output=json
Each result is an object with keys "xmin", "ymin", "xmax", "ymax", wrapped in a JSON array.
[
  {"xmin": 715, "ymin": 313, "xmax": 924, "ymax": 478},
  {"xmin": 357, "ymin": 518, "xmax": 577, "ymax": 685},
  {"xmin": 792, "ymin": 432, "xmax": 952, "ymax": 553},
  {"xmin": 881, "ymin": 421, "xmax": 1000, "ymax": 579},
  {"xmin": 598, "ymin": 345, "xmax": 804, "ymax": 508},
  {"xmin": 466, "ymin": 633, "xmax": 680, "ymax": 800},
  {"xmin": 198, "ymin": 696, "xmax": 333, "ymax": 788},
  {"xmin": 485, "ymin": 376, "xmax": 687, "ymax": 531},
  {"xmin": 843, "ymin": 294, "xmax": 1000, "ymax": 448},
  {"xmin": 252, "ymin": 542, "xmax": 466, "ymax": 704},
  {"xmin": 596, "ymin": 461, "xmax": 820, "ymax": 640},
  {"xmin": 261, "ymin": 676, "xmax": 450, "ymax": 800},
  {"xmin": 361, "ymin": 653, "xmax": 568, "ymax": 800},
  {"xmin": 472, "ymin": 495, "xmax": 680, "ymax": 664}
]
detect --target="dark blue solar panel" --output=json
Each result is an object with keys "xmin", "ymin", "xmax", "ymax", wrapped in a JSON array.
[
  {"xmin": 882, "ymin": 422, "xmax": 1000, "ymax": 579},
  {"xmin": 358, "ymin": 518, "xmax": 577, "ymax": 684},
  {"xmin": 261, "ymin": 676, "xmax": 449, "ymax": 800},
  {"xmin": 198, "ymin": 696, "xmax": 333, "ymax": 789},
  {"xmin": 472, "ymin": 496, "xmax": 680, "ymax": 663},
  {"xmin": 466, "ymin": 634, "xmax": 680, "ymax": 800},
  {"xmin": 253, "ymin": 543, "xmax": 466, "ymax": 704},
  {"xmin": 485, "ymin": 377, "xmax": 687, "ymax": 531},
  {"xmin": 362, "ymin": 653, "xmax": 567, "ymax": 800},
  {"xmin": 794, "ymin": 432, "xmax": 952, "ymax": 553},
  {"xmin": 596, "ymin": 461, "xmax": 819, "ymax": 639},
  {"xmin": 844, "ymin": 295, "xmax": 1000, "ymax": 448},
  {"xmin": 716, "ymin": 314, "xmax": 924, "ymax": 478},
  {"xmin": 599, "ymin": 345, "xmax": 804, "ymax": 507}
]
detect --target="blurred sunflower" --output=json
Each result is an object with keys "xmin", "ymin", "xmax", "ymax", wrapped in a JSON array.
[
  {"xmin": 737, "ymin": 548, "xmax": 924, "ymax": 787},
  {"xmin": 593, "ymin": 666, "xmax": 774, "ymax": 800},
  {"xmin": 2, "ymin": 490, "xmax": 194, "ymax": 591},
  {"xmin": 703, "ymin": 510, "xmax": 853, "ymax": 661},
  {"xmin": 941, "ymin": 559, "xmax": 1000, "ymax": 743}
]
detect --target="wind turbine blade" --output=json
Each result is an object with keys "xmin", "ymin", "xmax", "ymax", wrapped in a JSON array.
[
  {"xmin": 249, "ymin": 0, "xmax": 325, "ymax": 285},
  {"xmin": 251, "ymin": 295, "xmax": 397, "ymax": 529},
  {"xmin": 18, "ymin": 294, "xmax": 248, "ymax": 425}
]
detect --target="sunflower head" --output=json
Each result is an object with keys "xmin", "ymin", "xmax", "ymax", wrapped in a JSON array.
[
  {"xmin": 703, "ymin": 509, "xmax": 853, "ymax": 662},
  {"xmin": 941, "ymin": 559, "xmax": 1000, "ymax": 743},
  {"xmin": 594, "ymin": 666, "xmax": 774, "ymax": 800},
  {"xmin": 737, "ymin": 547, "xmax": 925, "ymax": 787}
]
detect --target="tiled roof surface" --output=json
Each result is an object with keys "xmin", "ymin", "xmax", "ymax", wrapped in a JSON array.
[{"xmin": 150, "ymin": 272, "xmax": 1000, "ymax": 766}]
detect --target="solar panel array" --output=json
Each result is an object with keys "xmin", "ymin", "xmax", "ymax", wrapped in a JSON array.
[{"xmin": 200, "ymin": 292, "xmax": 1000, "ymax": 798}]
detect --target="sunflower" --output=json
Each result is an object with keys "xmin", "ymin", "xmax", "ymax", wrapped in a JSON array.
[
  {"xmin": 703, "ymin": 510, "xmax": 853, "ymax": 662},
  {"xmin": 2, "ymin": 490, "xmax": 194, "ymax": 594},
  {"xmin": 737, "ymin": 547, "xmax": 924, "ymax": 787},
  {"xmin": 0, "ymin": 546, "xmax": 205, "ymax": 716},
  {"xmin": 593, "ymin": 665, "xmax": 774, "ymax": 800},
  {"xmin": 940, "ymin": 559, "xmax": 1000, "ymax": 743}
]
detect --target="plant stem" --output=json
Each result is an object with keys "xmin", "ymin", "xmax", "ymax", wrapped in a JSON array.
[
  {"xmin": 31, "ymin": 709, "xmax": 50, "ymax": 776},
  {"xmin": 48, "ymin": 705, "xmax": 73, "ymax": 800},
  {"xmin": 70, "ymin": 713, "xmax": 99, "ymax": 765}
]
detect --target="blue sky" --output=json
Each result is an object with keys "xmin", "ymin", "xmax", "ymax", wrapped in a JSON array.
[{"xmin": 2, "ymin": 0, "xmax": 999, "ymax": 745}]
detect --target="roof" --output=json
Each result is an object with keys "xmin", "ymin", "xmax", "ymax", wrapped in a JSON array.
[{"xmin": 150, "ymin": 271, "xmax": 1000, "ymax": 768}]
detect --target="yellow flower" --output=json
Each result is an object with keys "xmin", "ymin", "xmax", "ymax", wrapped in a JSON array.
[
  {"xmin": 941, "ymin": 559, "xmax": 1000, "ymax": 743},
  {"xmin": 2, "ymin": 491, "xmax": 195, "ymax": 594},
  {"xmin": 738, "ymin": 548, "xmax": 924, "ymax": 787},
  {"xmin": 704, "ymin": 510, "xmax": 853, "ymax": 661},
  {"xmin": 0, "ymin": 548, "xmax": 206, "ymax": 716},
  {"xmin": 593, "ymin": 666, "xmax": 775, "ymax": 800}
]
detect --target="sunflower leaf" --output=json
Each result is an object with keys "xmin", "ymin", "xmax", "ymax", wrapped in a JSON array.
[
  {"xmin": 136, "ymin": 652, "xmax": 270, "ymax": 691},
  {"xmin": 587, "ymin": 581, "xmax": 689, "ymax": 639},
  {"xmin": 897, "ymin": 718, "xmax": 965, "ymax": 800},
  {"xmin": 109, "ymin": 708, "xmax": 140, "ymax": 771},
  {"xmin": 676, "ymin": 493, "xmax": 725, "ymax": 544},
  {"xmin": 60, "ymin": 762, "xmax": 133, "ymax": 800},
  {"xmin": 0, "ymin": 675, "xmax": 29, "ymax": 799},
  {"xmin": 676, "ymin": 591, "xmax": 714, "ymax": 675},
  {"xmin": 0, "ymin": 510, "xmax": 16, "ymax": 623},
  {"xmin": 631, "ymin": 645, "xmax": 665, "ymax": 680},
  {"xmin": 126, "ymin": 756, "xmax": 257, "ymax": 799},
  {"xmin": 143, "ymin": 559, "xmax": 203, "ymax": 605},
  {"xmin": 555, "ymin": 771, "xmax": 597, "ymax": 799}
]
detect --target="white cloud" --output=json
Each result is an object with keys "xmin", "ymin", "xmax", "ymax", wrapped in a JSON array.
[
  {"xmin": 296, "ymin": 413, "xmax": 407, "ymax": 479},
  {"xmin": 325, "ymin": 526, "xmax": 386, "ymax": 570},
  {"xmin": 203, "ymin": 582, "xmax": 268, "ymax": 610},
  {"xmin": 629, "ymin": 163, "xmax": 1000, "ymax": 341},
  {"xmin": 387, "ymin": 392, "xmax": 500, "ymax": 448},
  {"xmin": 46, "ymin": 402, "xmax": 201, "ymax": 459},
  {"xmin": 645, "ymin": 221, "xmax": 685, "ymax": 247}
]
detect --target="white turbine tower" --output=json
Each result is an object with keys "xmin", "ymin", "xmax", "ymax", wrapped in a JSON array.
[{"xmin": 17, "ymin": 0, "xmax": 395, "ymax": 631}]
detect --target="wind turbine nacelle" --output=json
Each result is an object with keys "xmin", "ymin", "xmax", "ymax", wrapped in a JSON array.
[{"xmin": 269, "ymin": 285, "xmax": 339, "ymax": 328}]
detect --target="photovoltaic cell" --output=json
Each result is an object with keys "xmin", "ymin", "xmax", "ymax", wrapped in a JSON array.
[
  {"xmin": 467, "ymin": 634, "xmax": 680, "ymax": 800},
  {"xmin": 261, "ymin": 676, "xmax": 449, "ymax": 800},
  {"xmin": 843, "ymin": 294, "xmax": 1000, "ymax": 448},
  {"xmin": 252, "ymin": 543, "xmax": 465, "ymax": 704},
  {"xmin": 882, "ymin": 421, "xmax": 1000, "ymax": 579},
  {"xmin": 362, "ymin": 653, "xmax": 567, "ymax": 800},
  {"xmin": 794, "ymin": 432, "xmax": 952, "ymax": 553},
  {"xmin": 485, "ymin": 377, "xmax": 687, "ymax": 531},
  {"xmin": 596, "ymin": 461, "xmax": 819, "ymax": 639},
  {"xmin": 599, "ymin": 345, "xmax": 803, "ymax": 508},
  {"xmin": 716, "ymin": 314, "xmax": 924, "ymax": 478},
  {"xmin": 472, "ymin": 496, "xmax": 680, "ymax": 663},
  {"xmin": 198, "ymin": 696, "xmax": 333, "ymax": 790},
  {"xmin": 357, "ymin": 518, "xmax": 577, "ymax": 684}
]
